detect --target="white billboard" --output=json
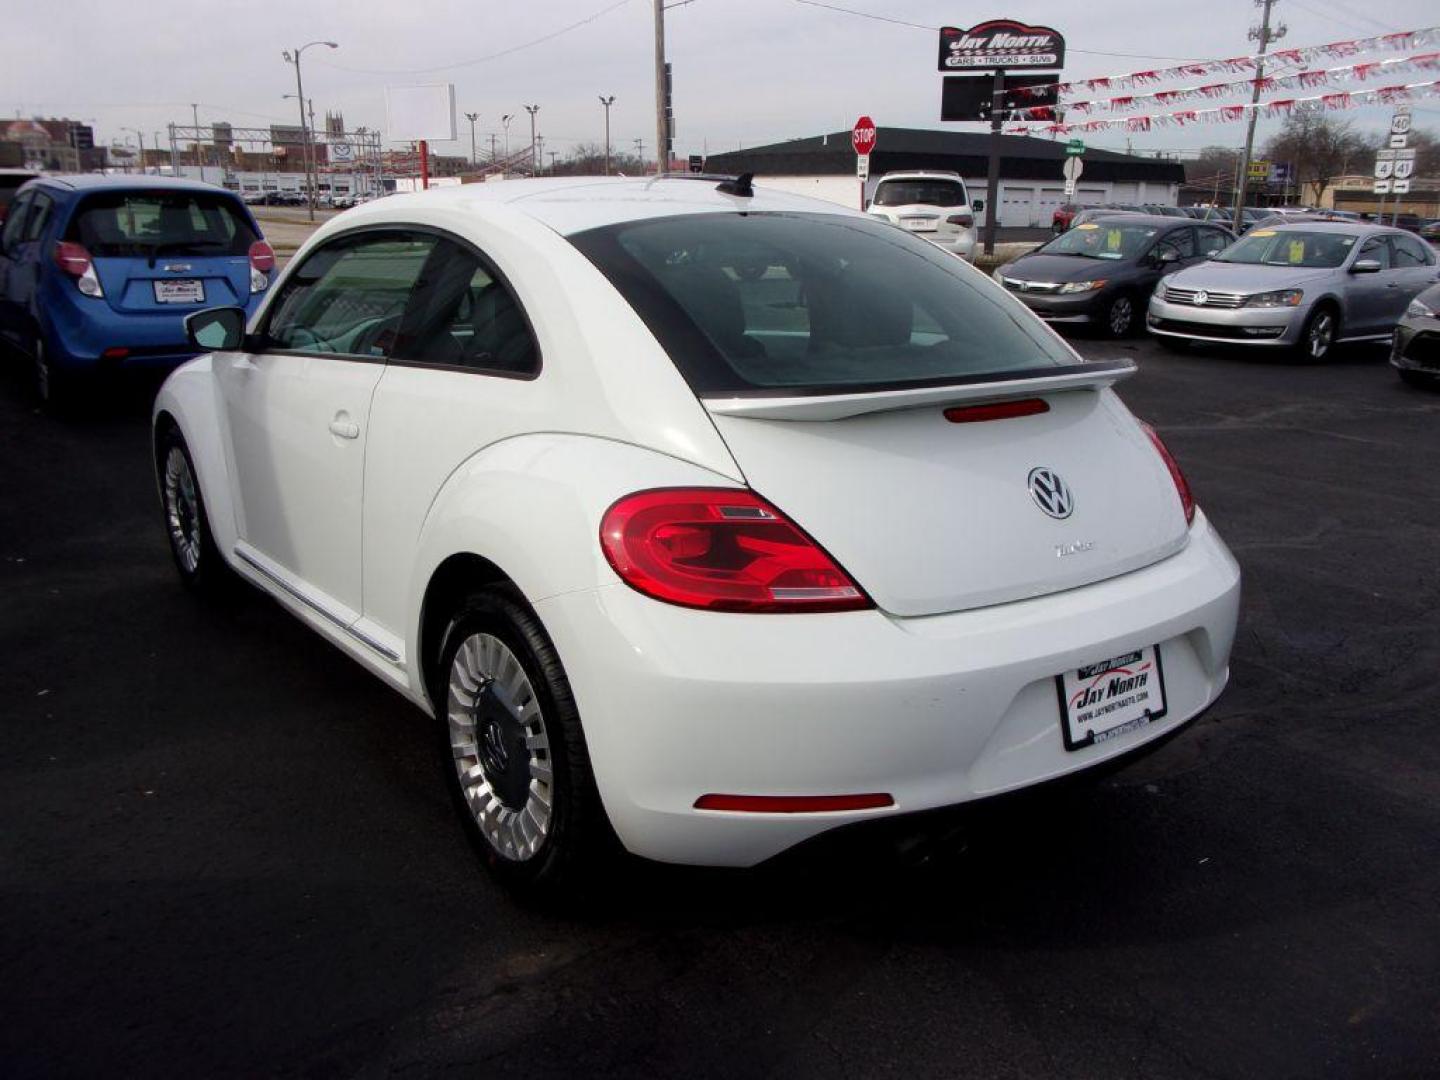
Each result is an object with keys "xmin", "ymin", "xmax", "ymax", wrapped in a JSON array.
[{"xmin": 385, "ymin": 84, "xmax": 457, "ymax": 142}]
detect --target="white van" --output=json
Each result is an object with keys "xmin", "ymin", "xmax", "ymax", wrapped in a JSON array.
[{"xmin": 866, "ymin": 171, "xmax": 980, "ymax": 261}]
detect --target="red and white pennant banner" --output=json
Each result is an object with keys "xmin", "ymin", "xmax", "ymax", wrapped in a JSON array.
[
  {"xmin": 1009, "ymin": 25, "xmax": 1440, "ymax": 99},
  {"xmin": 1009, "ymin": 52, "xmax": 1440, "ymax": 118},
  {"xmin": 1004, "ymin": 80, "xmax": 1440, "ymax": 134}
]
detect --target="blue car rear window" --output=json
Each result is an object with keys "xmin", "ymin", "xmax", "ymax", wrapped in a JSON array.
[{"xmin": 65, "ymin": 191, "xmax": 257, "ymax": 259}]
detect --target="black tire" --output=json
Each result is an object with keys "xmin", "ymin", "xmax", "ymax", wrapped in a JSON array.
[
  {"xmin": 433, "ymin": 585, "xmax": 612, "ymax": 898},
  {"xmin": 1295, "ymin": 304, "xmax": 1339, "ymax": 362},
  {"xmin": 156, "ymin": 425, "xmax": 227, "ymax": 592},
  {"xmin": 32, "ymin": 336, "xmax": 75, "ymax": 413},
  {"xmin": 1398, "ymin": 367, "xmax": 1439, "ymax": 390},
  {"xmin": 1102, "ymin": 292, "xmax": 1138, "ymax": 338}
]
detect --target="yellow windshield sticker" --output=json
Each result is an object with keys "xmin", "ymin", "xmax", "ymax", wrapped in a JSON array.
[
  {"xmin": 1288, "ymin": 239, "xmax": 1305, "ymax": 264},
  {"xmin": 1076, "ymin": 222, "xmax": 1099, "ymax": 230},
  {"xmin": 1251, "ymin": 229, "xmax": 1276, "ymax": 237},
  {"xmin": 1105, "ymin": 229, "xmax": 1123, "ymax": 251}
]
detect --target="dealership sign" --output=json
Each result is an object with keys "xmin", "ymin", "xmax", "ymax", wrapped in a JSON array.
[{"xmin": 938, "ymin": 20, "xmax": 1065, "ymax": 71}]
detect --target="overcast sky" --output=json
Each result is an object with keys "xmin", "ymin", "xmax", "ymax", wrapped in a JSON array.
[{"xmin": 4, "ymin": 0, "xmax": 1436, "ymax": 162}]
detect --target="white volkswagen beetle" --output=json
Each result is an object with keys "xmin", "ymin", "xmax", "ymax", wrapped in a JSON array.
[{"xmin": 154, "ymin": 175, "xmax": 1240, "ymax": 894}]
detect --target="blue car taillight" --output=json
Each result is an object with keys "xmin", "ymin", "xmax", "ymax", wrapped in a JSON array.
[{"xmin": 54, "ymin": 241, "xmax": 104, "ymax": 298}]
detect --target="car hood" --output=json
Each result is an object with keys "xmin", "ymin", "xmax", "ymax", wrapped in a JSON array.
[
  {"xmin": 1166, "ymin": 261, "xmax": 1335, "ymax": 292},
  {"xmin": 1000, "ymin": 252, "xmax": 1134, "ymax": 283}
]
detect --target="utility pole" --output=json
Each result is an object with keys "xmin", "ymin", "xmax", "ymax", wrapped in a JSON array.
[
  {"xmin": 654, "ymin": 0, "xmax": 668, "ymax": 173},
  {"xmin": 634, "ymin": 137, "xmax": 644, "ymax": 171},
  {"xmin": 488, "ymin": 132, "xmax": 498, "ymax": 163},
  {"xmin": 536, "ymin": 134, "xmax": 545, "ymax": 173},
  {"xmin": 548, "ymin": 150, "xmax": 558, "ymax": 174},
  {"xmin": 283, "ymin": 40, "xmax": 339, "ymax": 221},
  {"xmin": 191, "ymin": 103, "xmax": 203, "ymax": 182},
  {"xmin": 464, "ymin": 111, "xmax": 479, "ymax": 165},
  {"xmin": 524, "ymin": 104, "xmax": 539, "ymax": 174},
  {"xmin": 168, "ymin": 122, "xmax": 179, "ymax": 177},
  {"xmin": 599, "ymin": 95, "xmax": 615, "ymax": 175},
  {"xmin": 1234, "ymin": 0, "xmax": 1285, "ymax": 232}
]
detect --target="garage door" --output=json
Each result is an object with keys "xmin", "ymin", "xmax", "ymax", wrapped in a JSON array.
[{"xmin": 1000, "ymin": 187, "xmax": 1034, "ymax": 227}]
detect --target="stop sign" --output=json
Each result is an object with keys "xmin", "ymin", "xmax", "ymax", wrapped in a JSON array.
[{"xmin": 851, "ymin": 116, "xmax": 876, "ymax": 156}]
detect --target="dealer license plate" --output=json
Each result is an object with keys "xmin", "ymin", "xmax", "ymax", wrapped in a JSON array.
[
  {"xmin": 153, "ymin": 279, "xmax": 205, "ymax": 304},
  {"xmin": 902, "ymin": 217, "xmax": 937, "ymax": 232},
  {"xmin": 1056, "ymin": 645, "xmax": 1167, "ymax": 751}
]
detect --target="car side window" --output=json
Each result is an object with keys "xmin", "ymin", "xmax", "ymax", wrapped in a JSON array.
[
  {"xmin": 1155, "ymin": 228, "xmax": 1195, "ymax": 259},
  {"xmin": 265, "ymin": 232, "xmax": 435, "ymax": 358},
  {"xmin": 1197, "ymin": 227, "xmax": 1230, "ymax": 256},
  {"xmin": 1357, "ymin": 236, "xmax": 1392, "ymax": 270},
  {"xmin": 1, "ymin": 191, "xmax": 32, "ymax": 252},
  {"xmin": 392, "ymin": 237, "xmax": 539, "ymax": 376},
  {"xmin": 1391, "ymin": 233, "xmax": 1434, "ymax": 268},
  {"xmin": 23, "ymin": 192, "xmax": 53, "ymax": 243}
]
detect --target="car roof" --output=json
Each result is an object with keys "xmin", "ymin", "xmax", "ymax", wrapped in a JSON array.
[
  {"xmin": 340, "ymin": 176, "xmax": 869, "ymax": 236},
  {"xmin": 1257, "ymin": 221, "xmax": 1402, "ymax": 237},
  {"xmin": 29, "ymin": 174, "xmax": 241, "ymax": 197},
  {"xmin": 874, "ymin": 171, "xmax": 964, "ymax": 182}
]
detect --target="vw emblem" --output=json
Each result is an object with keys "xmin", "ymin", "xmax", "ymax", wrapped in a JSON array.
[
  {"xmin": 1193, "ymin": 290, "xmax": 1209, "ymax": 306},
  {"xmin": 1027, "ymin": 467, "xmax": 1074, "ymax": 520}
]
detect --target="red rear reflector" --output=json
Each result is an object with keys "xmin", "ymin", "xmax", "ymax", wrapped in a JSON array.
[
  {"xmin": 249, "ymin": 240, "xmax": 276, "ymax": 273},
  {"xmin": 694, "ymin": 793, "xmax": 894, "ymax": 813},
  {"xmin": 1140, "ymin": 422, "xmax": 1196, "ymax": 526},
  {"xmin": 54, "ymin": 241, "xmax": 92, "ymax": 277},
  {"xmin": 946, "ymin": 213, "xmax": 974, "ymax": 228},
  {"xmin": 944, "ymin": 398, "xmax": 1049, "ymax": 424},
  {"xmin": 101, "ymin": 347, "xmax": 129, "ymax": 359},
  {"xmin": 600, "ymin": 488, "xmax": 871, "ymax": 613}
]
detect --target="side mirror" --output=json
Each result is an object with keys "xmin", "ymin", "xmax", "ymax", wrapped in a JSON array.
[
  {"xmin": 185, "ymin": 306, "xmax": 248, "ymax": 351},
  {"xmin": 1156, "ymin": 249, "xmax": 1180, "ymax": 265},
  {"xmin": 1350, "ymin": 259, "xmax": 1382, "ymax": 275},
  {"xmin": 972, "ymin": 199, "xmax": 985, "ymax": 212}
]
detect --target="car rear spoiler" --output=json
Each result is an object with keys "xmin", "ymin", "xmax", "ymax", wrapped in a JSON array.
[{"xmin": 701, "ymin": 359, "xmax": 1136, "ymax": 421}]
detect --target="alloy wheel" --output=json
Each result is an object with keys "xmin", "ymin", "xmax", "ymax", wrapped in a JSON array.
[
  {"xmin": 447, "ymin": 632, "xmax": 554, "ymax": 862},
  {"xmin": 1109, "ymin": 296, "xmax": 1134, "ymax": 337},
  {"xmin": 1307, "ymin": 311, "xmax": 1334, "ymax": 360},
  {"xmin": 163, "ymin": 446, "xmax": 202, "ymax": 575}
]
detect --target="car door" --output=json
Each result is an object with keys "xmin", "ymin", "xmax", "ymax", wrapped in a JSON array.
[
  {"xmin": 216, "ymin": 229, "xmax": 436, "ymax": 624},
  {"xmin": 357, "ymin": 234, "xmax": 543, "ymax": 659},
  {"xmin": 0, "ymin": 190, "xmax": 32, "ymax": 342},
  {"xmin": 1343, "ymin": 235, "xmax": 1398, "ymax": 336},
  {"xmin": 1389, "ymin": 233, "xmax": 1440, "ymax": 313},
  {"xmin": 1196, "ymin": 225, "xmax": 1233, "ymax": 261}
]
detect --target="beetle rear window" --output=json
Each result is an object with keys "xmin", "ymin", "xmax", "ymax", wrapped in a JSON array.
[{"xmin": 568, "ymin": 212, "xmax": 1075, "ymax": 395}]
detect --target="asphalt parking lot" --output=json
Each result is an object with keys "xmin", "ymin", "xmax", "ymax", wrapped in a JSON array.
[{"xmin": 2, "ymin": 334, "xmax": 1438, "ymax": 1078}]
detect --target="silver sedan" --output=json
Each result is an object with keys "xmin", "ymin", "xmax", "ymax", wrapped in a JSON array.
[{"xmin": 1146, "ymin": 223, "xmax": 1440, "ymax": 360}]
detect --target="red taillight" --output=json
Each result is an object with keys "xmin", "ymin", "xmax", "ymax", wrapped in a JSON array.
[
  {"xmin": 694, "ymin": 793, "xmax": 894, "ymax": 813},
  {"xmin": 944, "ymin": 398, "xmax": 1049, "ymax": 424},
  {"xmin": 54, "ymin": 241, "xmax": 92, "ymax": 277},
  {"xmin": 599, "ymin": 488, "xmax": 871, "ymax": 613},
  {"xmin": 1141, "ymin": 422, "xmax": 1196, "ymax": 526},
  {"xmin": 248, "ymin": 240, "xmax": 276, "ymax": 273},
  {"xmin": 946, "ymin": 213, "xmax": 974, "ymax": 228}
]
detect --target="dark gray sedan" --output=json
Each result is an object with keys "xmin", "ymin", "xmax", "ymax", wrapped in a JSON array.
[
  {"xmin": 1392, "ymin": 282, "xmax": 1440, "ymax": 388},
  {"xmin": 993, "ymin": 215, "xmax": 1235, "ymax": 337}
]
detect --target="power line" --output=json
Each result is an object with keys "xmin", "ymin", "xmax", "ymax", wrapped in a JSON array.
[{"xmin": 314, "ymin": 0, "xmax": 633, "ymax": 76}]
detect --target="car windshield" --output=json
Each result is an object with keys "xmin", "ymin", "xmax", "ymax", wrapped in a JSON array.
[
  {"xmin": 1038, "ymin": 221, "xmax": 1158, "ymax": 260},
  {"xmin": 872, "ymin": 180, "xmax": 965, "ymax": 208},
  {"xmin": 569, "ymin": 211, "xmax": 1077, "ymax": 395},
  {"xmin": 1214, "ymin": 229, "xmax": 1357, "ymax": 268},
  {"xmin": 66, "ymin": 191, "xmax": 257, "ymax": 258}
]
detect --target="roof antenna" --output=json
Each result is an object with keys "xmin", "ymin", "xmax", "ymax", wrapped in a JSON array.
[{"xmin": 716, "ymin": 172, "xmax": 754, "ymax": 198}]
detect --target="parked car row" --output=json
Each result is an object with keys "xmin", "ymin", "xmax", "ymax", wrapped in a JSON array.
[{"xmin": 997, "ymin": 211, "xmax": 1440, "ymax": 385}]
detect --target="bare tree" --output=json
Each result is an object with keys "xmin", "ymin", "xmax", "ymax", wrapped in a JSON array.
[
  {"xmin": 1262, "ymin": 112, "xmax": 1368, "ymax": 205},
  {"xmin": 1184, "ymin": 145, "xmax": 1241, "ymax": 203}
]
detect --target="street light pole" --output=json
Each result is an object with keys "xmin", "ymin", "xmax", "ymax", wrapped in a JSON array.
[
  {"xmin": 524, "ymin": 104, "xmax": 539, "ymax": 174},
  {"xmin": 501, "ymin": 114, "xmax": 513, "ymax": 160},
  {"xmin": 599, "ymin": 95, "xmax": 615, "ymax": 175},
  {"xmin": 464, "ymin": 111, "xmax": 479, "ymax": 165},
  {"xmin": 282, "ymin": 40, "xmax": 338, "ymax": 221},
  {"xmin": 191, "ymin": 103, "xmax": 203, "ymax": 182},
  {"xmin": 654, "ymin": 0, "xmax": 667, "ymax": 174}
]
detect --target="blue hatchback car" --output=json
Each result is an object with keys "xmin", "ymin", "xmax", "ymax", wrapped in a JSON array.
[{"xmin": 0, "ymin": 175, "xmax": 275, "ymax": 406}]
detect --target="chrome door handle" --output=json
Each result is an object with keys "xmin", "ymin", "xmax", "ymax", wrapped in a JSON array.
[{"xmin": 328, "ymin": 418, "xmax": 360, "ymax": 439}]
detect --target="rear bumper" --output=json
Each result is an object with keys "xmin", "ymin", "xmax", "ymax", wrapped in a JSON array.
[
  {"xmin": 1147, "ymin": 295, "xmax": 1303, "ymax": 346},
  {"xmin": 535, "ymin": 511, "xmax": 1241, "ymax": 867}
]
